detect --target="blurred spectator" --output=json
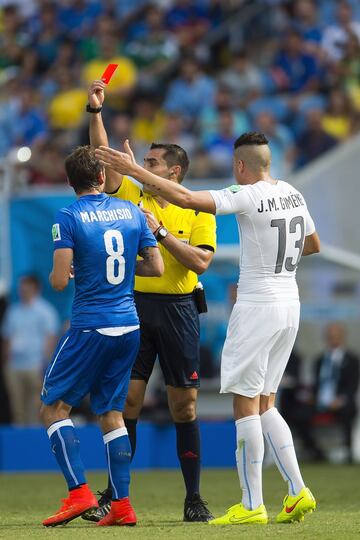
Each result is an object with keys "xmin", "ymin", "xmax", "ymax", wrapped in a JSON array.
[
  {"xmin": 255, "ymin": 110, "xmax": 295, "ymax": 178},
  {"xmin": 80, "ymin": 14, "xmax": 119, "ymax": 62},
  {"xmin": 291, "ymin": 0, "xmax": 322, "ymax": 54},
  {"xmin": 58, "ymin": 0, "xmax": 103, "ymax": 37},
  {"xmin": 31, "ymin": 1, "xmax": 64, "ymax": 74},
  {"xmin": 321, "ymin": 88, "xmax": 353, "ymax": 140},
  {"xmin": 27, "ymin": 140, "xmax": 67, "ymax": 185},
  {"xmin": 188, "ymin": 148, "xmax": 215, "ymax": 180},
  {"xmin": 1, "ymin": 275, "xmax": 59, "ymax": 425},
  {"xmin": 11, "ymin": 87, "xmax": 48, "ymax": 147},
  {"xmin": 166, "ymin": 0, "xmax": 209, "ymax": 37},
  {"xmin": 278, "ymin": 349, "xmax": 325, "ymax": 461},
  {"xmin": 52, "ymin": 37, "xmax": 80, "ymax": 73},
  {"xmin": 82, "ymin": 33, "xmax": 137, "ymax": 110},
  {"xmin": 205, "ymin": 109, "xmax": 236, "ymax": 178},
  {"xmin": 108, "ymin": 113, "xmax": 132, "ymax": 149},
  {"xmin": 312, "ymin": 323, "xmax": 360, "ymax": 462},
  {"xmin": 296, "ymin": 108, "xmax": 337, "ymax": 167},
  {"xmin": 48, "ymin": 67, "xmax": 87, "ymax": 130},
  {"xmin": 161, "ymin": 112, "xmax": 196, "ymax": 156},
  {"xmin": 219, "ymin": 51, "xmax": 263, "ymax": 107},
  {"xmin": 0, "ymin": 4, "xmax": 29, "ymax": 70},
  {"xmin": 336, "ymin": 34, "xmax": 360, "ymax": 111},
  {"xmin": 125, "ymin": 4, "xmax": 179, "ymax": 91},
  {"xmin": 131, "ymin": 93, "xmax": 165, "ymax": 157},
  {"xmin": 270, "ymin": 29, "xmax": 321, "ymax": 93},
  {"xmin": 321, "ymin": 0, "xmax": 360, "ymax": 62},
  {"xmin": 199, "ymin": 85, "xmax": 249, "ymax": 147},
  {"xmin": 164, "ymin": 56, "xmax": 216, "ymax": 122},
  {"xmin": 0, "ymin": 292, "xmax": 11, "ymax": 424},
  {"xmin": 113, "ymin": 0, "xmax": 148, "ymax": 24}
]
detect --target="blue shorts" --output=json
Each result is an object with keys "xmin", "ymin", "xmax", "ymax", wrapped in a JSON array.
[{"xmin": 41, "ymin": 327, "xmax": 140, "ymax": 415}]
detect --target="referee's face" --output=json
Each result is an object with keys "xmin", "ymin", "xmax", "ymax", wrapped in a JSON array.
[{"xmin": 144, "ymin": 149, "xmax": 172, "ymax": 181}]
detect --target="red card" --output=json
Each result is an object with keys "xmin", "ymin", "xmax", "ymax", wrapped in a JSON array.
[{"xmin": 101, "ymin": 63, "xmax": 118, "ymax": 84}]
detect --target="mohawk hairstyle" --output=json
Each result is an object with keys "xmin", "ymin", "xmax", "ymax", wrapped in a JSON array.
[{"xmin": 234, "ymin": 132, "xmax": 269, "ymax": 149}]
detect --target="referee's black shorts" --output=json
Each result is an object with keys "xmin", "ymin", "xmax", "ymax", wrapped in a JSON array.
[{"xmin": 131, "ymin": 292, "xmax": 200, "ymax": 388}]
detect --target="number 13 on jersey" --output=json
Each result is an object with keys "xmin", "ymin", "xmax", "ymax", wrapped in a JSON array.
[{"xmin": 271, "ymin": 216, "xmax": 305, "ymax": 274}]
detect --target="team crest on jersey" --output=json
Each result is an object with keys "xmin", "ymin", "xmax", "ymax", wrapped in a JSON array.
[
  {"xmin": 227, "ymin": 185, "xmax": 243, "ymax": 193},
  {"xmin": 237, "ymin": 438, "xmax": 245, "ymax": 451},
  {"xmin": 52, "ymin": 223, "xmax": 61, "ymax": 241}
]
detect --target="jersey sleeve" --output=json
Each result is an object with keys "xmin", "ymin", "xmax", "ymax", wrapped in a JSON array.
[
  {"xmin": 138, "ymin": 208, "xmax": 157, "ymax": 252},
  {"xmin": 112, "ymin": 176, "xmax": 142, "ymax": 205},
  {"xmin": 209, "ymin": 185, "xmax": 252, "ymax": 215},
  {"xmin": 190, "ymin": 211, "xmax": 217, "ymax": 251},
  {"xmin": 52, "ymin": 209, "xmax": 75, "ymax": 250},
  {"xmin": 304, "ymin": 205, "xmax": 316, "ymax": 236}
]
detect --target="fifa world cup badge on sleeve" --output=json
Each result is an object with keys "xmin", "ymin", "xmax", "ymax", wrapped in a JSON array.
[{"xmin": 52, "ymin": 223, "xmax": 61, "ymax": 241}]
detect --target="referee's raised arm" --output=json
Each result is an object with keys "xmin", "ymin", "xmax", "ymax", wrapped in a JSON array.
[{"xmin": 87, "ymin": 80, "xmax": 123, "ymax": 194}]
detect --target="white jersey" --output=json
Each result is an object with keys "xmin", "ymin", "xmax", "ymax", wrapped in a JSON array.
[{"xmin": 210, "ymin": 180, "xmax": 315, "ymax": 302}]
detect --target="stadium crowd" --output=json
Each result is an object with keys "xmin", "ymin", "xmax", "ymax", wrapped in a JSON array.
[{"xmin": 1, "ymin": 0, "xmax": 360, "ymax": 186}]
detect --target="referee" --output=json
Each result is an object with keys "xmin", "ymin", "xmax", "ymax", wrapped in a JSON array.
[{"xmin": 85, "ymin": 80, "xmax": 216, "ymax": 522}]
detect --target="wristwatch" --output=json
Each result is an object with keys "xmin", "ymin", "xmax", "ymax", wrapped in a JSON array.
[
  {"xmin": 86, "ymin": 104, "xmax": 102, "ymax": 113},
  {"xmin": 155, "ymin": 226, "xmax": 168, "ymax": 242}
]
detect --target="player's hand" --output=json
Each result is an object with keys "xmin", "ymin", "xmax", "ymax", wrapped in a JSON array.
[
  {"xmin": 124, "ymin": 139, "xmax": 136, "ymax": 166},
  {"xmin": 95, "ymin": 143, "xmax": 137, "ymax": 174},
  {"xmin": 141, "ymin": 208, "xmax": 160, "ymax": 233},
  {"xmin": 88, "ymin": 80, "xmax": 106, "ymax": 108}
]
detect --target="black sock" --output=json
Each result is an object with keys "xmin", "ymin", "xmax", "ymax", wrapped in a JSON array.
[
  {"xmin": 124, "ymin": 417, "xmax": 138, "ymax": 460},
  {"xmin": 106, "ymin": 418, "xmax": 138, "ymax": 493},
  {"xmin": 175, "ymin": 419, "xmax": 200, "ymax": 499}
]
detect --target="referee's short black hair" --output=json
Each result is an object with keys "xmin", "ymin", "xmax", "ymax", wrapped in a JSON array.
[
  {"xmin": 150, "ymin": 142, "xmax": 189, "ymax": 183},
  {"xmin": 65, "ymin": 145, "xmax": 103, "ymax": 193},
  {"xmin": 234, "ymin": 132, "xmax": 269, "ymax": 150}
]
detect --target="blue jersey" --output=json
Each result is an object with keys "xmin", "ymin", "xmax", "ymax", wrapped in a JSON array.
[{"xmin": 52, "ymin": 193, "xmax": 157, "ymax": 329}]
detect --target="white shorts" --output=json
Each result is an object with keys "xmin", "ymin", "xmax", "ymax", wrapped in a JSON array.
[{"xmin": 220, "ymin": 301, "xmax": 300, "ymax": 397}]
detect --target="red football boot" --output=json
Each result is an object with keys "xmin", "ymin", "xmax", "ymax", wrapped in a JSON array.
[
  {"xmin": 97, "ymin": 497, "xmax": 137, "ymax": 526},
  {"xmin": 43, "ymin": 484, "xmax": 98, "ymax": 527}
]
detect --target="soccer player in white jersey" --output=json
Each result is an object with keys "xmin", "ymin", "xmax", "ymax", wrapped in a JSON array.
[{"xmin": 95, "ymin": 132, "xmax": 321, "ymax": 525}]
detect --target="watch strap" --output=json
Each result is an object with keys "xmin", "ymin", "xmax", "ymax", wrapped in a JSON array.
[{"xmin": 86, "ymin": 104, "xmax": 103, "ymax": 113}]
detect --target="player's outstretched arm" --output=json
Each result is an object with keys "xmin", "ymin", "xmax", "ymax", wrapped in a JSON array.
[
  {"xmin": 95, "ymin": 142, "xmax": 216, "ymax": 214},
  {"xmin": 88, "ymin": 80, "xmax": 123, "ymax": 193},
  {"xmin": 136, "ymin": 246, "xmax": 164, "ymax": 277},
  {"xmin": 302, "ymin": 232, "xmax": 320, "ymax": 256},
  {"xmin": 49, "ymin": 248, "xmax": 73, "ymax": 291}
]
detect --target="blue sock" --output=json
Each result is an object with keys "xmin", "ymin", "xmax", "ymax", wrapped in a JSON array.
[
  {"xmin": 104, "ymin": 427, "xmax": 131, "ymax": 500},
  {"xmin": 47, "ymin": 419, "xmax": 86, "ymax": 490}
]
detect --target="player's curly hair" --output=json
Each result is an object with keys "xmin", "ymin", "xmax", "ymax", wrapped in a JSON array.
[
  {"xmin": 234, "ymin": 132, "xmax": 269, "ymax": 149},
  {"xmin": 65, "ymin": 145, "xmax": 103, "ymax": 193}
]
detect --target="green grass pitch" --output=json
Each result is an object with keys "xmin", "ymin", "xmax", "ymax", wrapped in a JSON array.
[{"xmin": 1, "ymin": 465, "xmax": 360, "ymax": 539}]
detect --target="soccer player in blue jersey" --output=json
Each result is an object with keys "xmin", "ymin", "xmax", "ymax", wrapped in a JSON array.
[{"xmin": 39, "ymin": 146, "xmax": 163, "ymax": 528}]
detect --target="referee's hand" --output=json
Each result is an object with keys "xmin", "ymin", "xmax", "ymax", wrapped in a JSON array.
[
  {"xmin": 88, "ymin": 80, "xmax": 105, "ymax": 109},
  {"xmin": 141, "ymin": 208, "xmax": 160, "ymax": 233}
]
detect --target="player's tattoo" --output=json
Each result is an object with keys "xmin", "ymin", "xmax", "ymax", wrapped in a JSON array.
[
  {"xmin": 136, "ymin": 246, "xmax": 160, "ymax": 276},
  {"xmin": 138, "ymin": 246, "xmax": 156, "ymax": 260}
]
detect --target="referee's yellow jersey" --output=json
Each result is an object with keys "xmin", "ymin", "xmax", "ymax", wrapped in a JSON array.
[{"xmin": 112, "ymin": 176, "xmax": 217, "ymax": 294}]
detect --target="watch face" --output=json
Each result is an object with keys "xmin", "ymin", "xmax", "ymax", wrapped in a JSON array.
[{"xmin": 157, "ymin": 227, "xmax": 167, "ymax": 239}]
